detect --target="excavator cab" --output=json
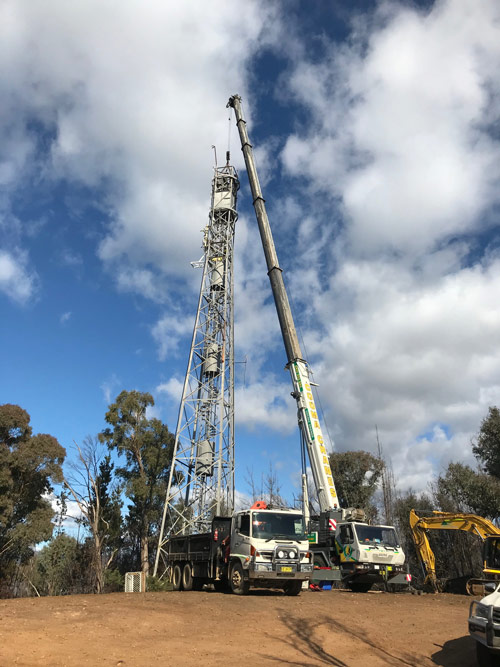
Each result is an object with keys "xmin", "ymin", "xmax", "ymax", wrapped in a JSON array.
[{"xmin": 484, "ymin": 536, "xmax": 500, "ymax": 576}]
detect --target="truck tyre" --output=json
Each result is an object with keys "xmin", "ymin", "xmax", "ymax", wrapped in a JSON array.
[
  {"xmin": 182, "ymin": 563, "xmax": 193, "ymax": 591},
  {"xmin": 230, "ymin": 562, "xmax": 249, "ymax": 595},
  {"xmin": 348, "ymin": 582, "xmax": 372, "ymax": 593},
  {"xmin": 172, "ymin": 564, "xmax": 183, "ymax": 591},
  {"xmin": 283, "ymin": 580, "xmax": 302, "ymax": 596},
  {"xmin": 476, "ymin": 641, "xmax": 500, "ymax": 666}
]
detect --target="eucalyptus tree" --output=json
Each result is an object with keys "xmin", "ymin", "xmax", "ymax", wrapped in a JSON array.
[
  {"xmin": 0, "ymin": 403, "xmax": 65, "ymax": 594},
  {"xmin": 99, "ymin": 390, "xmax": 174, "ymax": 576}
]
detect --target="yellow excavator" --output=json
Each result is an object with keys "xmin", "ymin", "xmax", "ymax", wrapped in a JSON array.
[{"xmin": 410, "ymin": 509, "xmax": 500, "ymax": 594}]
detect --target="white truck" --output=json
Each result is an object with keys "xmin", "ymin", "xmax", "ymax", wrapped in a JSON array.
[
  {"xmin": 227, "ymin": 94, "xmax": 408, "ymax": 591},
  {"xmin": 166, "ymin": 504, "xmax": 313, "ymax": 595},
  {"xmin": 469, "ymin": 582, "xmax": 500, "ymax": 666}
]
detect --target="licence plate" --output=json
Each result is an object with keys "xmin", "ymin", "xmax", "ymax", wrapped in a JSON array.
[{"xmin": 281, "ymin": 566, "xmax": 292, "ymax": 573}]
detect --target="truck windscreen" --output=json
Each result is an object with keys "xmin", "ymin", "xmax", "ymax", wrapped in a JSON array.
[
  {"xmin": 252, "ymin": 513, "xmax": 306, "ymax": 540},
  {"xmin": 355, "ymin": 525, "xmax": 399, "ymax": 548}
]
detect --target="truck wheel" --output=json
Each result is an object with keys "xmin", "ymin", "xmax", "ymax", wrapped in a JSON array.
[
  {"xmin": 182, "ymin": 563, "xmax": 193, "ymax": 591},
  {"xmin": 476, "ymin": 641, "xmax": 500, "ymax": 666},
  {"xmin": 230, "ymin": 562, "xmax": 249, "ymax": 595},
  {"xmin": 283, "ymin": 580, "xmax": 302, "ymax": 596},
  {"xmin": 172, "ymin": 564, "xmax": 183, "ymax": 591},
  {"xmin": 348, "ymin": 582, "xmax": 372, "ymax": 593}
]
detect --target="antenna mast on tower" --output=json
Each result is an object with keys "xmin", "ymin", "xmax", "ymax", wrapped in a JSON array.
[{"xmin": 154, "ymin": 153, "xmax": 239, "ymax": 576}]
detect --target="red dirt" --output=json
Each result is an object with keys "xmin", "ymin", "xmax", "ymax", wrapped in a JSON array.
[{"xmin": 0, "ymin": 589, "xmax": 477, "ymax": 666}]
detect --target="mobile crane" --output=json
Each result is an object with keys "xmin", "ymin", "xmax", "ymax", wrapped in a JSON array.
[
  {"xmin": 410, "ymin": 509, "xmax": 500, "ymax": 594},
  {"xmin": 228, "ymin": 94, "xmax": 408, "ymax": 591}
]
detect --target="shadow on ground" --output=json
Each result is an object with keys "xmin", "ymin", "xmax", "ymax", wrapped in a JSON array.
[
  {"xmin": 431, "ymin": 635, "xmax": 477, "ymax": 666},
  {"xmin": 260, "ymin": 614, "xmax": 425, "ymax": 666}
]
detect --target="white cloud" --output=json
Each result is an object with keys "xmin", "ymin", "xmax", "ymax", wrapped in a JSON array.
[
  {"xmin": 116, "ymin": 267, "xmax": 165, "ymax": 303},
  {"xmin": 306, "ymin": 255, "xmax": 500, "ymax": 491},
  {"xmin": 59, "ymin": 311, "xmax": 71, "ymax": 324},
  {"xmin": 234, "ymin": 488, "xmax": 252, "ymax": 511},
  {"xmin": 275, "ymin": 0, "xmax": 500, "ymax": 492},
  {"xmin": 100, "ymin": 373, "xmax": 121, "ymax": 405},
  {"xmin": 282, "ymin": 0, "xmax": 500, "ymax": 258},
  {"xmin": 0, "ymin": 248, "xmax": 37, "ymax": 303},
  {"xmin": 46, "ymin": 492, "xmax": 83, "ymax": 537},
  {"xmin": 235, "ymin": 376, "xmax": 296, "ymax": 433},
  {"xmin": 151, "ymin": 313, "xmax": 194, "ymax": 361},
  {"xmin": 0, "ymin": 0, "xmax": 279, "ymax": 300}
]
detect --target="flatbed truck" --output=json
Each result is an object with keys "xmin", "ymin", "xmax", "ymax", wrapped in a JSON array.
[{"xmin": 167, "ymin": 505, "xmax": 313, "ymax": 595}]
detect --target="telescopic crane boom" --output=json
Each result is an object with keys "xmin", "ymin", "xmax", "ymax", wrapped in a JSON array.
[
  {"xmin": 227, "ymin": 94, "xmax": 339, "ymax": 514},
  {"xmin": 228, "ymin": 94, "xmax": 408, "ymax": 591}
]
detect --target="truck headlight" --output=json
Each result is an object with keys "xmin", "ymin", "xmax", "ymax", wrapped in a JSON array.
[
  {"xmin": 474, "ymin": 603, "xmax": 489, "ymax": 620},
  {"xmin": 288, "ymin": 551, "xmax": 295, "ymax": 559},
  {"xmin": 278, "ymin": 550, "xmax": 285, "ymax": 559}
]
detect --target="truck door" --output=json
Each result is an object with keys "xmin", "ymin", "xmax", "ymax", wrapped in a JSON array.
[
  {"xmin": 232, "ymin": 513, "xmax": 250, "ymax": 555},
  {"xmin": 210, "ymin": 517, "xmax": 232, "ymax": 578}
]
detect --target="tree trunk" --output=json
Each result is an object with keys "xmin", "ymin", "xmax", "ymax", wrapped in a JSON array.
[
  {"xmin": 93, "ymin": 535, "xmax": 104, "ymax": 594},
  {"xmin": 141, "ymin": 535, "xmax": 149, "ymax": 577}
]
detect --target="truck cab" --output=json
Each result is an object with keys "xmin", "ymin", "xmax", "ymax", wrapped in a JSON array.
[
  {"xmin": 336, "ymin": 521, "xmax": 406, "ymax": 587},
  {"xmin": 310, "ymin": 511, "xmax": 407, "ymax": 591},
  {"xmin": 469, "ymin": 581, "xmax": 500, "ymax": 666},
  {"xmin": 228, "ymin": 507, "xmax": 313, "ymax": 595}
]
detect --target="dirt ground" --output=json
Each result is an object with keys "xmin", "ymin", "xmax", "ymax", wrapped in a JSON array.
[{"xmin": 0, "ymin": 588, "xmax": 478, "ymax": 666}]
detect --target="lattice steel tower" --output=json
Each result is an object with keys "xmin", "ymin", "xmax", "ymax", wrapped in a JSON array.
[{"xmin": 154, "ymin": 155, "xmax": 239, "ymax": 576}]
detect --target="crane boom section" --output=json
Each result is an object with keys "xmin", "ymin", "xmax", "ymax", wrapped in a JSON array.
[{"xmin": 227, "ymin": 94, "xmax": 339, "ymax": 511}]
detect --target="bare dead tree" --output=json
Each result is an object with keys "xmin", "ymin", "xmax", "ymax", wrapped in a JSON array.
[
  {"xmin": 63, "ymin": 436, "xmax": 121, "ymax": 593},
  {"xmin": 376, "ymin": 426, "xmax": 396, "ymax": 526}
]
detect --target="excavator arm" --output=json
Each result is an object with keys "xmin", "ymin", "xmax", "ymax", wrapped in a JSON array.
[{"xmin": 410, "ymin": 509, "xmax": 500, "ymax": 591}]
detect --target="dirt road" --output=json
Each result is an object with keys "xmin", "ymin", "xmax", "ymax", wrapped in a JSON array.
[{"xmin": 0, "ymin": 589, "xmax": 476, "ymax": 666}]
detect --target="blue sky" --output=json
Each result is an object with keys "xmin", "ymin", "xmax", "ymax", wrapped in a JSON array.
[{"xmin": 2, "ymin": 0, "xmax": 500, "ymax": 514}]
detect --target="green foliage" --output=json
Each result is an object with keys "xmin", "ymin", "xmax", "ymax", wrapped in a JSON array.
[
  {"xmin": 0, "ymin": 404, "xmax": 65, "ymax": 575},
  {"xmin": 99, "ymin": 390, "xmax": 175, "ymax": 575},
  {"xmin": 35, "ymin": 534, "xmax": 79, "ymax": 596},
  {"xmin": 473, "ymin": 406, "xmax": 500, "ymax": 479},
  {"xmin": 104, "ymin": 568, "xmax": 124, "ymax": 593},
  {"xmin": 94, "ymin": 454, "xmax": 123, "ymax": 542},
  {"xmin": 436, "ymin": 461, "xmax": 500, "ymax": 520},
  {"xmin": 146, "ymin": 575, "xmax": 172, "ymax": 592},
  {"xmin": 328, "ymin": 450, "xmax": 384, "ymax": 520}
]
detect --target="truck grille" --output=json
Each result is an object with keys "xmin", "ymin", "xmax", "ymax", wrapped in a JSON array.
[{"xmin": 493, "ymin": 608, "xmax": 500, "ymax": 624}]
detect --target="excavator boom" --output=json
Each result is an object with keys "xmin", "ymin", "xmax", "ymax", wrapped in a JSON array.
[{"xmin": 410, "ymin": 509, "xmax": 500, "ymax": 592}]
